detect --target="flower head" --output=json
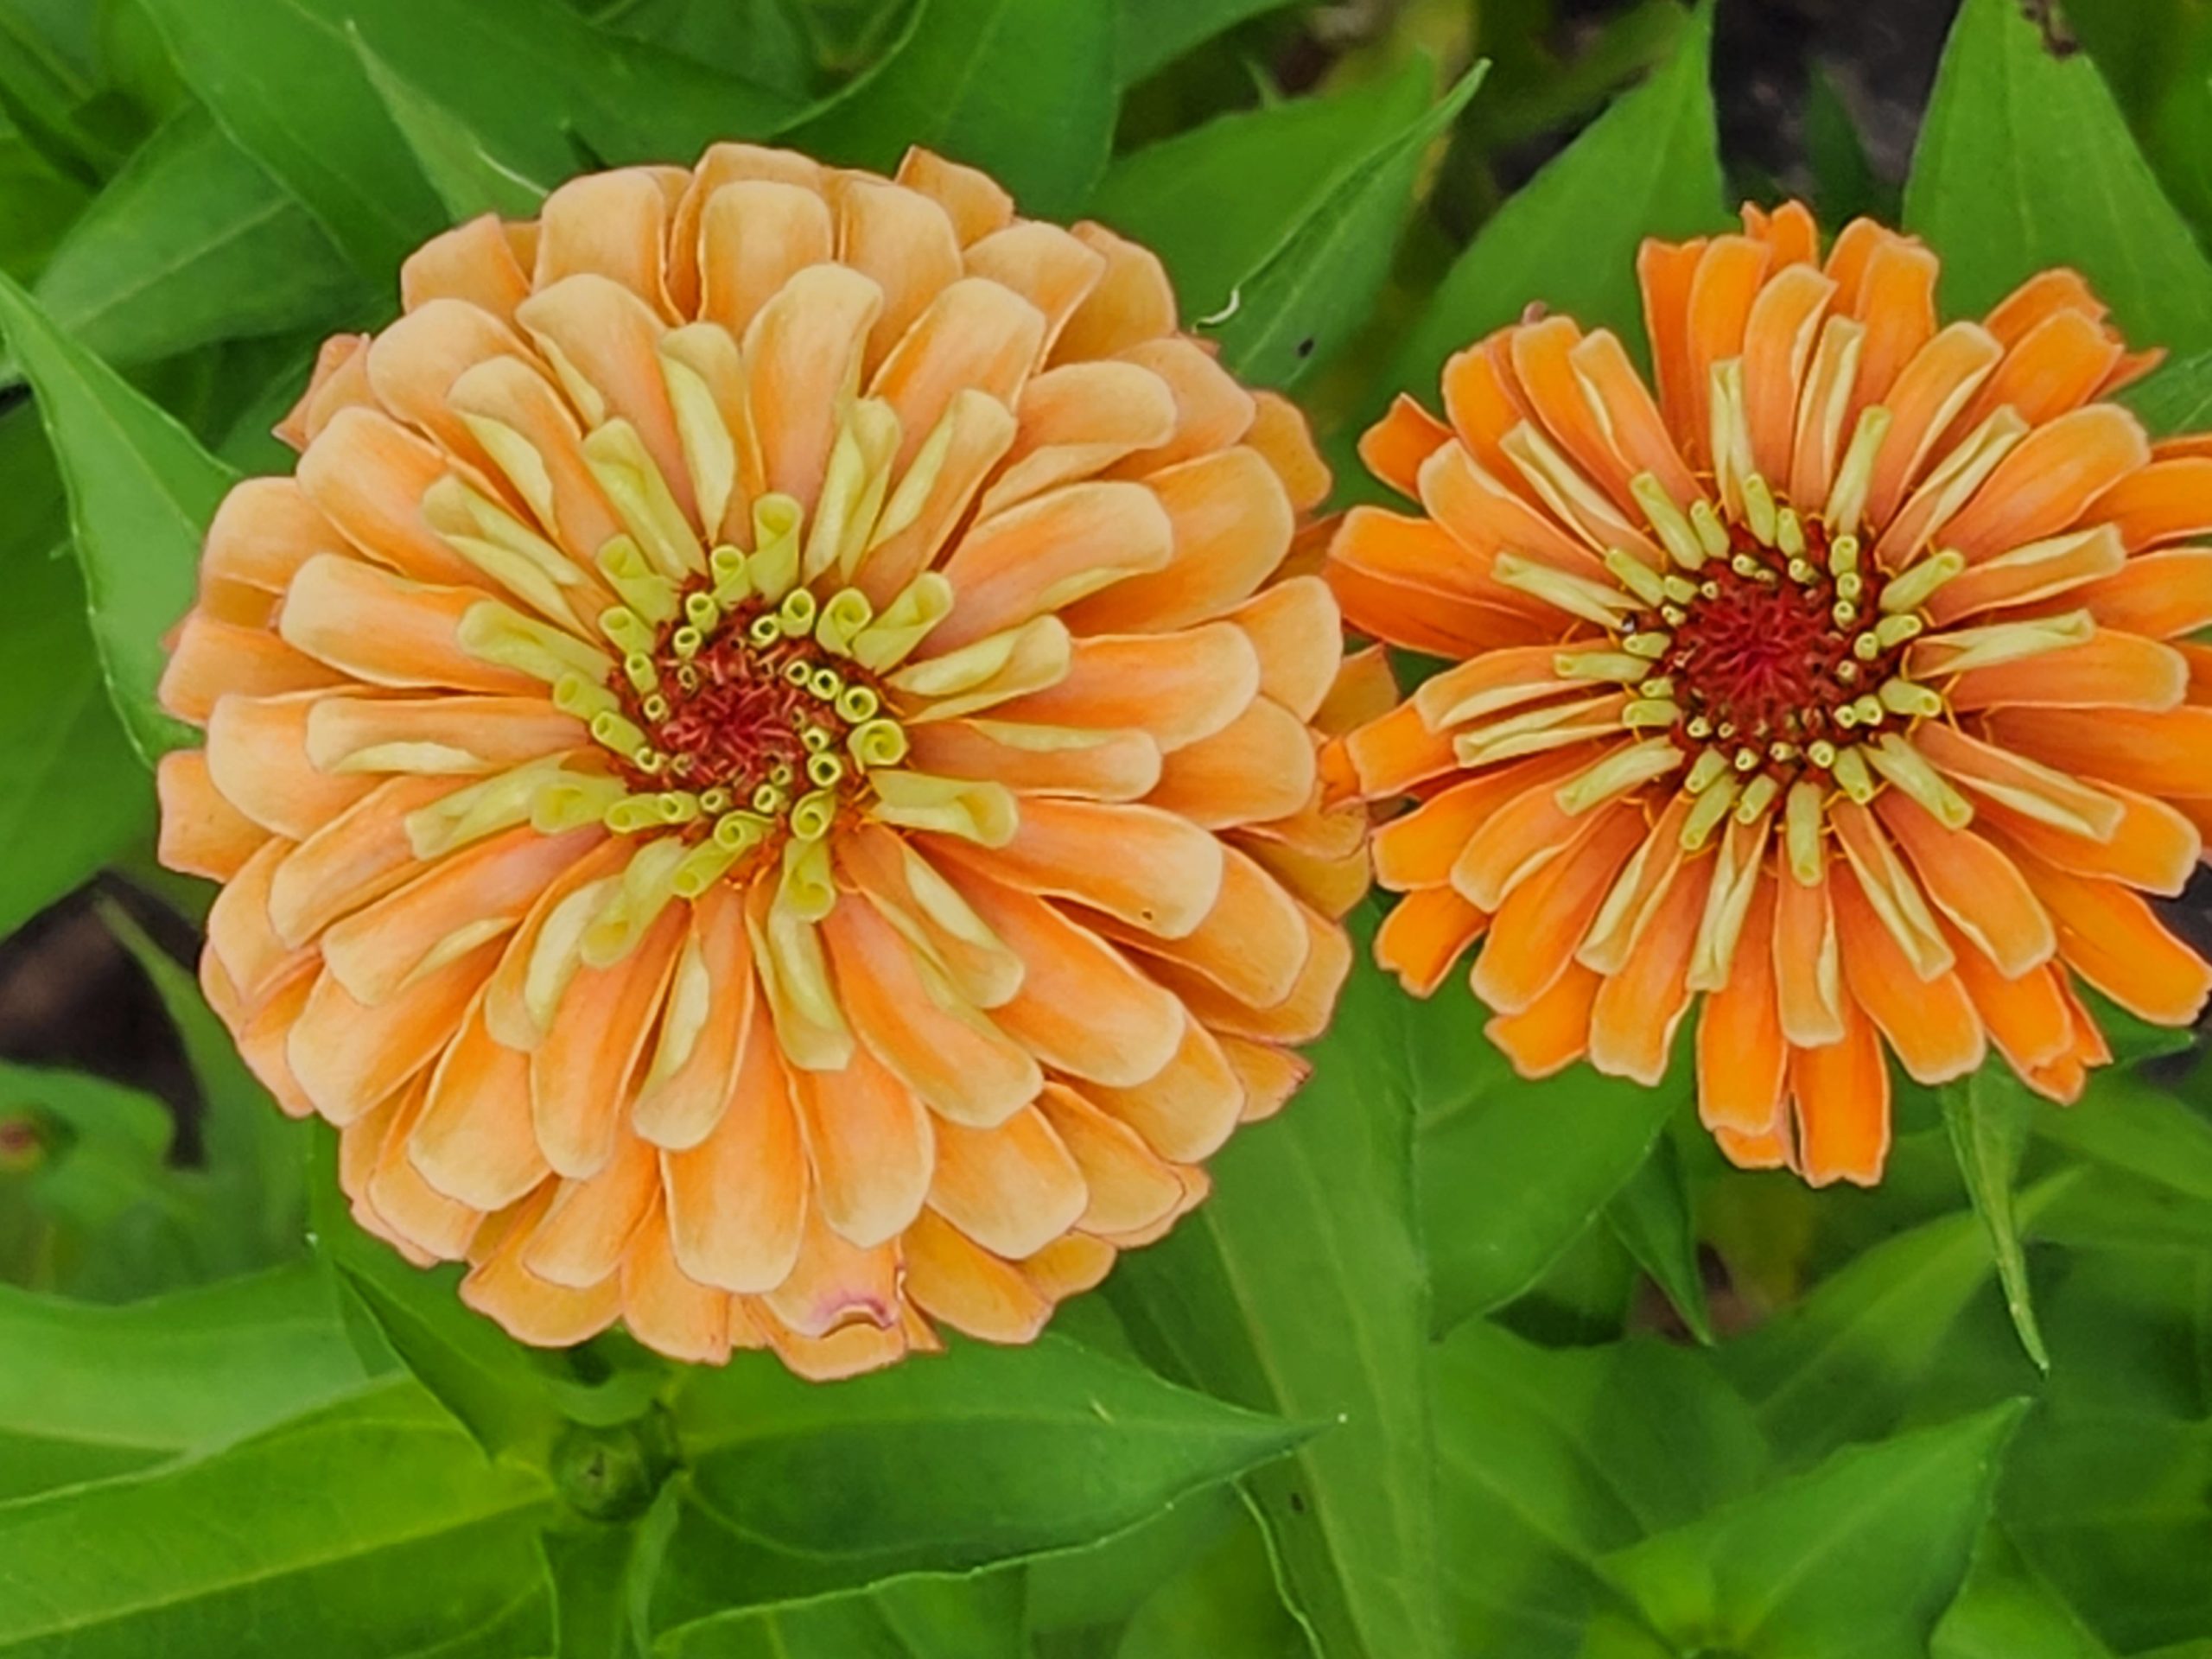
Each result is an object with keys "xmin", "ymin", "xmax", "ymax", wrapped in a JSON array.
[
  {"xmin": 1331, "ymin": 200, "xmax": 2212, "ymax": 1185},
  {"xmin": 157, "ymin": 145, "xmax": 1363, "ymax": 1376}
]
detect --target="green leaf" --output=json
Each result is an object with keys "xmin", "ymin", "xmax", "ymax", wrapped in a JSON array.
[
  {"xmin": 1945, "ymin": 1066, "xmax": 2049, "ymax": 1371},
  {"xmin": 2035, "ymin": 1066, "xmax": 2212, "ymax": 1205},
  {"xmin": 1212, "ymin": 64, "xmax": 1484, "ymax": 390},
  {"xmin": 780, "ymin": 0, "xmax": 1116, "ymax": 219},
  {"xmin": 308, "ymin": 1123, "xmax": 569, "ymax": 1459},
  {"xmin": 0, "ymin": 1262, "xmax": 372, "ymax": 1500},
  {"xmin": 2004, "ymin": 1409, "xmax": 2212, "ymax": 1653},
  {"xmin": 2059, "ymin": 0, "xmax": 2212, "ymax": 264},
  {"xmin": 1109, "ymin": 1507, "xmax": 1302, "ymax": 1659},
  {"xmin": 0, "ymin": 1378, "xmax": 556, "ymax": 1657},
  {"xmin": 350, "ymin": 28, "xmax": 551, "ymax": 221},
  {"xmin": 0, "ymin": 269, "xmax": 235, "ymax": 762},
  {"xmin": 1091, "ymin": 60, "xmax": 1433, "ymax": 325},
  {"xmin": 133, "ymin": 0, "xmax": 447, "ymax": 273},
  {"xmin": 0, "ymin": 1058, "xmax": 182, "ymax": 1296},
  {"xmin": 589, "ymin": 0, "xmax": 814, "ymax": 99},
  {"xmin": 651, "ymin": 1336, "xmax": 1302, "ymax": 1625},
  {"xmin": 1020, "ymin": 1479, "xmax": 1244, "ymax": 1640},
  {"xmin": 1604, "ymin": 1132, "xmax": 1714, "ymax": 1344},
  {"xmin": 101, "ymin": 895, "xmax": 308, "ymax": 1266},
  {"xmin": 0, "ymin": 546, "xmax": 151, "ymax": 940},
  {"xmin": 1721, "ymin": 1177, "xmax": 2075, "ymax": 1464},
  {"xmin": 657, "ymin": 1565, "xmax": 1027, "ymax": 1659},
  {"xmin": 1933, "ymin": 1523, "xmax": 2118, "ymax": 1659},
  {"xmin": 1385, "ymin": 0, "xmax": 1724, "ymax": 404},
  {"xmin": 2120, "ymin": 349, "xmax": 2212, "ymax": 436},
  {"xmin": 0, "ymin": 0, "xmax": 134, "ymax": 181},
  {"xmin": 16, "ymin": 106, "xmax": 363, "ymax": 378},
  {"xmin": 1422, "ymin": 1042, "xmax": 1688, "ymax": 1332},
  {"xmin": 1596, "ymin": 1402, "xmax": 2027, "ymax": 1658},
  {"xmin": 0, "ymin": 129, "xmax": 91, "ymax": 281},
  {"xmin": 1113, "ymin": 0, "xmax": 1293, "ymax": 86},
  {"xmin": 1904, "ymin": 0, "xmax": 2212, "ymax": 354},
  {"xmin": 1108, "ymin": 944, "xmax": 1449, "ymax": 1659},
  {"xmin": 1432, "ymin": 1320, "xmax": 1769, "ymax": 1657}
]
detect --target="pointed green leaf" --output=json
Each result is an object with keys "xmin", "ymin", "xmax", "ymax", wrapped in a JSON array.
[
  {"xmin": 2035, "ymin": 1065, "xmax": 2212, "ymax": 1204},
  {"xmin": 1108, "ymin": 940, "xmax": 1450, "ymax": 1659},
  {"xmin": 0, "ymin": 1379, "xmax": 556, "ymax": 1657},
  {"xmin": 1904, "ymin": 0, "xmax": 2212, "ymax": 353},
  {"xmin": 1433, "ymin": 1321, "xmax": 1769, "ymax": 1656},
  {"xmin": 1933, "ymin": 1523, "xmax": 2118, "ymax": 1659},
  {"xmin": 2121, "ymin": 348, "xmax": 2212, "ymax": 436},
  {"xmin": 1422, "ymin": 1042, "xmax": 1688, "ymax": 1332},
  {"xmin": 0, "ymin": 1263, "xmax": 371, "ymax": 1501},
  {"xmin": 657, "ymin": 1564, "xmax": 1027, "ymax": 1659},
  {"xmin": 16, "ymin": 106, "xmax": 363, "ymax": 378},
  {"xmin": 1091, "ymin": 59, "xmax": 1431, "ymax": 322},
  {"xmin": 1386, "ymin": 0, "xmax": 1724, "ymax": 403},
  {"xmin": 0, "ymin": 270, "xmax": 234, "ymax": 762},
  {"xmin": 1944, "ymin": 1066, "xmax": 2049, "ymax": 1370},
  {"xmin": 351, "ymin": 28, "xmax": 551, "ymax": 221},
  {"xmin": 1598, "ymin": 1402, "xmax": 2028, "ymax": 1658},
  {"xmin": 1721, "ymin": 1176, "xmax": 2075, "ymax": 1461},
  {"xmin": 1213, "ymin": 64, "xmax": 1484, "ymax": 389},
  {"xmin": 652, "ymin": 1336, "xmax": 1303, "ymax": 1623},
  {"xmin": 781, "ymin": 0, "xmax": 1117, "ymax": 219},
  {"xmin": 1605, "ymin": 1133, "xmax": 1715, "ymax": 1344}
]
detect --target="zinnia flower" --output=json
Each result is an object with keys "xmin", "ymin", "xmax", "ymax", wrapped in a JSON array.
[
  {"xmin": 1330, "ymin": 200, "xmax": 2212, "ymax": 1185},
  {"xmin": 155, "ymin": 144, "xmax": 1363, "ymax": 1376}
]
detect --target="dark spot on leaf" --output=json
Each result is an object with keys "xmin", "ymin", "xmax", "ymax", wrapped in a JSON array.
[
  {"xmin": 1296, "ymin": 338, "xmax": 1316, "ymax": 359},
  {"xmin": 2020, "ymin": 0, "xmax": 2078, "ymax": 56},
  {"xmin": 1287, "ymin": 1490, "xmax": 1307, "ymax": 1514}
]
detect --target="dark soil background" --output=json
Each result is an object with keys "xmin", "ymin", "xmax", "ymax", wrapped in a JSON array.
[{"xmin": 22, "ymin": 0, "xmax": 2207, "ymax": 1141}]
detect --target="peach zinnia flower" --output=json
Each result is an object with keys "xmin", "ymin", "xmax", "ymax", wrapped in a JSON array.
[
  {"xmin": 1331, "ymin": 201, "xmax": 2212, "ymax": 1185},
  {"xmin": 155, "ymin": 145, "xmax": 1363, "ymax": 1377}
]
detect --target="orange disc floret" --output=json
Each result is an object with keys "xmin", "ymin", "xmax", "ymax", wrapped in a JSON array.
[
  {"xmin": 156, "ymin": 145, "xmax": 1369, "ymax": 1378},
  {"xmin": 1332, "ymin": 198, "xmax": 2212, "ymax": 1187}
]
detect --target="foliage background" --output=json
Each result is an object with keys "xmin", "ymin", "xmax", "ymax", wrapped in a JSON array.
[{"xmin": 3, "ymin": 0, "xmax": 2212, "ymax": 1653}]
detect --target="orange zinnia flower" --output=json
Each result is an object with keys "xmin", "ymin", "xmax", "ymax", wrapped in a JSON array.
[
  {"xmin": 1331, "ymin": 201, "xmax": 2212, "ymax": 1185},
  {"xmin": 156, "ymin": 145, "xmax": 1363, "ymax": 1377}
]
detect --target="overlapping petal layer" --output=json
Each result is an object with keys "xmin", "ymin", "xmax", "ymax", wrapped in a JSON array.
[
  {"xmin": 157, "ymin": 145, "xmax": 1365, "ymax": 1376},
  {"xmin": 1333, "ymin": 200, "xmax": 2212, "ymax": 1185}
]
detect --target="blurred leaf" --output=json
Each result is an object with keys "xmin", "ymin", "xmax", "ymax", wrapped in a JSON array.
[
  {"xmin": 1933, "ymin": 1523, "xmax": 2117, "ymax": 1659},
  {"xmin": 0, "ymin": 1262, "xmax": 372, "ymax": 1500},
  {"xmin": 308, "ymin": 1123, "xmax": 569, "ymax": 1460},
  {"xmin": 2036, "ymin": 1066, "xmax": 2212, "ymax": 1205},
  {"xmin": 650, "ymin": 1336, "xmax": 1304, "ymax": 1626},
  {"xmin": 16, "ymin": 105, "xmax": 363, "ymax": 376},
  {"xmin": 2064, "ymin": 0, "xmax": 2212, "ymax": 251},
  {"xmin": 782, "ymin": 0, "xmax": 1116, "ymax": 218},
  {"xmin": 1092, "ymin": 59, "xmax": 1433, "ymax": 324},
  {"xmin": 0, "ymin": 1058, "xmax": 184, "ymax": 1296},
  {"xmin": 0, "ymin": 550, "xmax": 151, "ymax": 940},
  {"xmin": 1213, "ymin": 65, "xmax": 1484, "ymax": 390},
  {"xmin": 1945, "ymin": 1066, "xmax": 2049, "ymax": 1371},
  {"xmin": 585, "ymin": 0, "xmax": 813, "ymax": 98},
  {"xmin": 0, "ymin": 270, "xmax": 234, "ymax": 761},
  {"xmin": 2005, "ymin": 1409, "xmax": 2212, "ymax": 1653},
  {"xmin": 101, "ymin": 896, "xmax": 307, "ymax": 1263},
  {"xmin": 1114, "ymin": 0, "xmax": 1293, "ymax": 86},
  {"xmin": 1432, "ymin": 1321, "xmax": 1768, "ymax": 1656},
  {"xmin": 0, "ymin": 0, "xmax": 134, "ymax": 181},
  {"xmin": 1423, "ymin": 1043, "xmax": 1688, "ymax": 1332},
  {"xmin": 1387, "ymin": 0, "xmax": 1723, "ymax": 403},
  {"xmin": 2121, "ymin": 348, "xmax": 2212, "ymax": 435},
  {"xmin": 0, "ymin": 1377, "xmax": 557, "ymax": 1656},
  {"xmin": 1595, "ymin": 1402, "xmax": 2027, "ymax": 1657},
  {"xmin": 1473, "ymin": 0, "xmax": 1689, "ymax": 151},
  {"xmin": 1605, "ymin": 1133, "xmax": 1713, "ymax": 1344},
  {"xmin": 1803, "ymin": 64, "xmax": 1888, "ymax": 225},
  {"xmin": 1108, "ymin": 943, "xmax": 1451, "ymax": 1659},
  {"xmin": 351, "ymin": 28, "xmax": 552, "ymax": 220},
  {"xmin": 658, "ymin": 1564, "xmax": 1027, "ymax": 1658},
  {"xmin": 1904, "ymin": 0, "xmax": 2212, "ymax": 353},
  {"xmin": 0, "ymin": 127, "xmax": 91, "ymax": 280},
  {"xmin": 1722, "ymin": 1176, "xmax": 2074, "ymax": 1465},
  {"xmin": 1109, "ymin": 1508, "xmax": 1302, "ymax": 1659}
]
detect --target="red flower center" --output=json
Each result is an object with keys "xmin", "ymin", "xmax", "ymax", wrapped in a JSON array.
[{"xmin": 1662, "ymin": 514, "xmax": 1908, "ymax": 757}]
